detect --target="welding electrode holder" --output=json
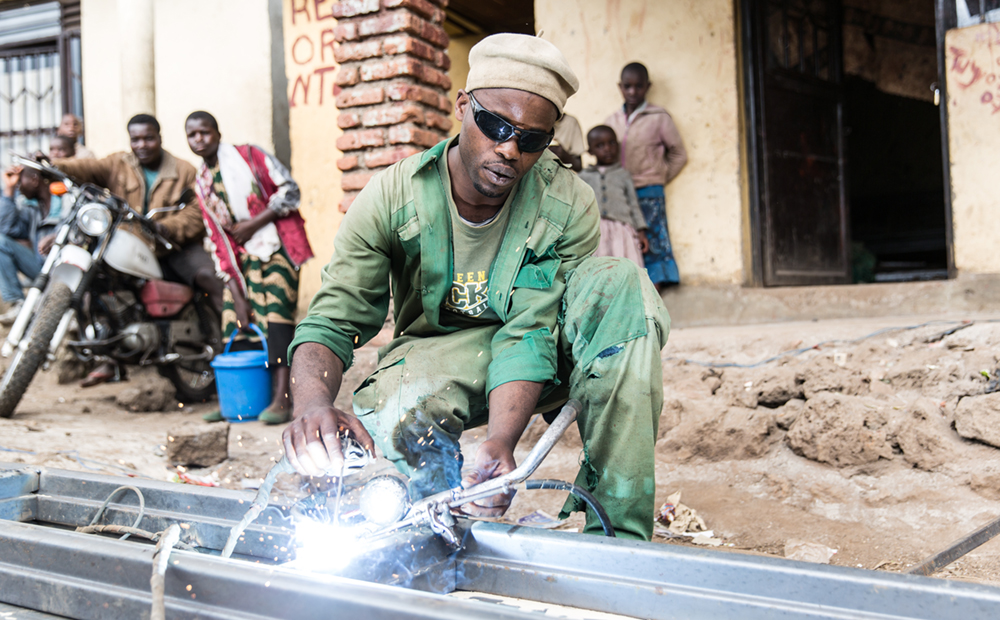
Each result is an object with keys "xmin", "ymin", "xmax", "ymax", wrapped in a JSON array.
[
  {"xmin": 366, "ymin": 399, "xmax": 583, "ymax": 544},
  {"xmin": 273, "ymin": 434, "xmax": 372, "ymax": 477}
]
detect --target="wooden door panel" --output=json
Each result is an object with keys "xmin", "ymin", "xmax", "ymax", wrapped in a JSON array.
[
  {"xmin": 766, "ymin": 154, "xmax": 844, "ymax": 277},
  {"xmin": 753, "ymin": 0, "xmax": 851, "ymax": 286},
  {"xmin": 763, "ymin": 84, "xmax": 839, "ymax": 155},
  {"xmin": 765, "ymin": 0, "xmax": 833, "ymax": 79}
]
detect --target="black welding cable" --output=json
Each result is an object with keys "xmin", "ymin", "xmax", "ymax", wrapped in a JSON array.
[{"xmin": 525, "ymin": 479, "xmax": 615, "ymax": 537}]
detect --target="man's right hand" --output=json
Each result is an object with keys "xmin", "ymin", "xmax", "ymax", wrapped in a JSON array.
[
  {"xmin": 281, "ymin": 403, "xmax": 375, "ymax": 477},
  {"xmin": 456, "ymin": 438, "xmax": 518, "ymax": 518}
]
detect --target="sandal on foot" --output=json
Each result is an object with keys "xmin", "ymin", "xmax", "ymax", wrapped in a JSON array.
[
  {"xmin": 79, "ymin": 368, "xmax": 115, "ymax": 388},
  {"xmin": 202, "ymin": 410, "xmax": 224, "ymax": 423},
  {"xmin": 258, "ymin": 408, "xmax": 290, "ymax": 425}
]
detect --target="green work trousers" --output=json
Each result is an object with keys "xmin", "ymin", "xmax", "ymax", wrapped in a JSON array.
[{"xmin": 352, "ymin": 257, "xmax": 670, "ymax": 540}]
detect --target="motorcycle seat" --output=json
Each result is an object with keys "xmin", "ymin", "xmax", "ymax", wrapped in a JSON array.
[{"xmin": 141, "ymin": 280, "xmax": 194, "ymax": 318}]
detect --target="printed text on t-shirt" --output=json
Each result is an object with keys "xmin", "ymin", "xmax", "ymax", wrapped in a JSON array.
[{"xmin": 447, "ymin": 270, "xmax": 489, "ymax": 317}]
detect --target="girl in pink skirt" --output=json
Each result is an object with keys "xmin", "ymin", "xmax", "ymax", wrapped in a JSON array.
[{"xmin": 578, "ymin": 125, "xmax": 648, "ymax": 269}]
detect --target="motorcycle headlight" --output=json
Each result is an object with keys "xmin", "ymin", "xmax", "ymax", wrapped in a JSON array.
[{"xmin": 76, "ymin": 203, "xmax": 112, "ymax": 237}]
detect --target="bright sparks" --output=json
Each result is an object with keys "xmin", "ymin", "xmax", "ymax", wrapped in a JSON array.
[{"xmin": 289, "ymin": 517, "xmax": 367, "ymax": 572}]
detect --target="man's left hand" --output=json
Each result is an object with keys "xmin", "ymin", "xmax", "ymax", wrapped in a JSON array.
[
  {"xmin": 455, "ymin": 438, "xmax": 517, "ymax": 518},
  {"xmin": 152, "ymin": 222, "xmax": 171, "ymax": 243}
]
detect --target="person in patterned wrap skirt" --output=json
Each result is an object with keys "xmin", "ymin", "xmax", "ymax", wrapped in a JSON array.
[{"xmin": 185, "ymin": 111, "xmax": 313, "ymax": 425}]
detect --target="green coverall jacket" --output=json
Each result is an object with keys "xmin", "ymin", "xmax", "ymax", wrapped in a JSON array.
[
  {"xmin": 291, "ymin": 137, "xmax": 671, "ymax": 540},
  {"xmin": 290, "ymin": 138, "xmax": 602, "ymax": 394}
]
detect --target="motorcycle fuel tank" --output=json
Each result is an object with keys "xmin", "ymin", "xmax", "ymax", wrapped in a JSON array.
[{"xmin": 103, "ymin": 230, "xmax": 162, "ymax": 280}]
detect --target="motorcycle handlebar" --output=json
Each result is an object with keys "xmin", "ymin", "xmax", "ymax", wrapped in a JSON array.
[
  {"xmin": 11, "ymin": 154, "xmax": 69, "ymax": 183},
  {"xmin": 14, "ymin": 154, "xmax": 177, "ymax": 251},
  {"xmin": 122, "ymin": 205, "xmax": 174, "ymax": 251}
]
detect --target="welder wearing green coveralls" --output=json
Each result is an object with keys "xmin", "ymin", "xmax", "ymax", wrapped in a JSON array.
[{"xmin": 281, "ymin": 33, "xmax": 670, "ymax": 541}]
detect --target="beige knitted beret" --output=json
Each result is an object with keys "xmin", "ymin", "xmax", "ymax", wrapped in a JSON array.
[{"xmin": 465, "ymin": 33, "xmax": 579, "ymax": 115}]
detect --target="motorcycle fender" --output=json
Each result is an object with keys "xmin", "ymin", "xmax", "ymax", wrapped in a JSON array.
[
  {"xmin": 57, "ymin": 244, "xmax": 92, "ymax": 271},
  {"xmin": 51, "ymin": 245, "xmax": 92, "ymax": 291}
]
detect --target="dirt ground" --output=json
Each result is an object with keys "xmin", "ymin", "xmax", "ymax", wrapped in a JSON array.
[{"xmin": 3, "ymin": 311, "xmax": 1000, "ymax": 587}]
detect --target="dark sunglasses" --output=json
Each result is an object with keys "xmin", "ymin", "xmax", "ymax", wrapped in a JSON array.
[{"xmin": 467, "ymin": 92, "xmax": 554, "ymax": 153}]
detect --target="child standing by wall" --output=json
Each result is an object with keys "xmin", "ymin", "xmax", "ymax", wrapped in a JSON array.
[
  {"xmin": 606, "ymin": 62, "xmax": 687, "ymax": 290},
  {"xmin": 578, "ymin": 125, "xmax": 648, "ymax": 269}
]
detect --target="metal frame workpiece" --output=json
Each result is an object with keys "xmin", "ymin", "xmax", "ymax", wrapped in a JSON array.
[{"xmin": 3, "ymin": 463, "xmax": 1000, "ymax": 619}]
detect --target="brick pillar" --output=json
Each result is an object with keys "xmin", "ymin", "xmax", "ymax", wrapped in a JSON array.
[{"xmin": 332, "ymin": 0, "xmax": 453, "ymax": 212}]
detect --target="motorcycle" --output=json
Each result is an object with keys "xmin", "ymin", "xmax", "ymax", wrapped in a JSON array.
[{"xmin": 0, "ymin": 156, "xmax": 221, "ymax": 418}]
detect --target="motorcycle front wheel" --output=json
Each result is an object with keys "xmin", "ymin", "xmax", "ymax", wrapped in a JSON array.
[{"xmin": 0, "ymin": 283, "xmax": 73, "ymax": 418}]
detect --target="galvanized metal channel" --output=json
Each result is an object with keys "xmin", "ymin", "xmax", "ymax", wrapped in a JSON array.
[{"xmin": 3, "ymin": 463, "xmax": 1000, "ymax": 619}]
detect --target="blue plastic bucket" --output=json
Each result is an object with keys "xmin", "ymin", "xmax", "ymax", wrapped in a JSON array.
[{"xmin": 211, "ymin": 324, "xmax": 271, "ymax": 423}]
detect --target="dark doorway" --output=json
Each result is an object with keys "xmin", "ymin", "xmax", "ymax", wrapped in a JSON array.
[
  {"xmin": 842, "ymin": 1, "xmax": 946, "ymax": 282},
  {"xmin": 845, "ymin": 77, "xmax": 947, "ymax": 282},
  {"xmin": 445, "ymin": 0, "xmax": 534, "ymax": 36},
  {"xmin": 743, "ymin": 0, "xmax": 951, "ymax": 286}
]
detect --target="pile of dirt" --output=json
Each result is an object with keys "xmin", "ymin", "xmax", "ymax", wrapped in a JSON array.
[
  {"xmin": 659, "ymin": 320, "xmax": 1000, "ymax": 475},
  {"xmin": 646, "ymin": 317, "xmax": 1000, "ymax": 581},
  {"xmin": 657, "ymin": 400, "xmax": 780, "ymax": 462},
  {"xmin": 955, "ymin": 392, "xmax": 1000, "ymax": 448}
]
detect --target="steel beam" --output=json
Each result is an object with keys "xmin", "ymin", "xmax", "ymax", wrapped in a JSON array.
[
  {"xmin": 0, "ymin": 520, "xmax": 538, "ymax": 620},
  {"xmin": 3, "ymin": 463, "xmax": 1000, "ymax": 620},
  {"xmin": 0, "ymin": 495, "xmax": 35, "ymax": 522},
  {"xmin": 0, "ymin": 601, "xmax": 67, "ymax": 619},
  {"xmin": 297, "ymin": 524, "xmax": 459, "ymax": 593},
  {"xmin": 0, "ymin": 466, "xmax": 38, "ymax": 496},
  {"xmin": 909, "ymin": 513, "xmax": 1000, "ymax": 576},
  {"xmin": 0, "ymin": 467, "xmax": 38, "ymax": 522},
  {"xmin": 460, "ymin": 522, "xmax": 1000, "ymax": 620},
  {"xmin": 34, "ymin": 467, "xmax": 294, "ymax": 560}
]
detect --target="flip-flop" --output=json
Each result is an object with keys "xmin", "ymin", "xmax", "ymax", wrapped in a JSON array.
[
  {"xmin": 258, "ymin": 408, "xmax": 290, "ymax": 425},
  {"xmin": 79, "ymin": 368, "xmax": 115, "ymax": 388},
  {"xmin": 202, "ymin": 410, "xmax": 224, "ymax": 423}
]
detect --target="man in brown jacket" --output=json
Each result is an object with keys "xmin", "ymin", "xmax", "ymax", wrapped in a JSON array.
[{"xmin": 53, "ymin": 113, "xmax": 223, "ymax": 385}]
